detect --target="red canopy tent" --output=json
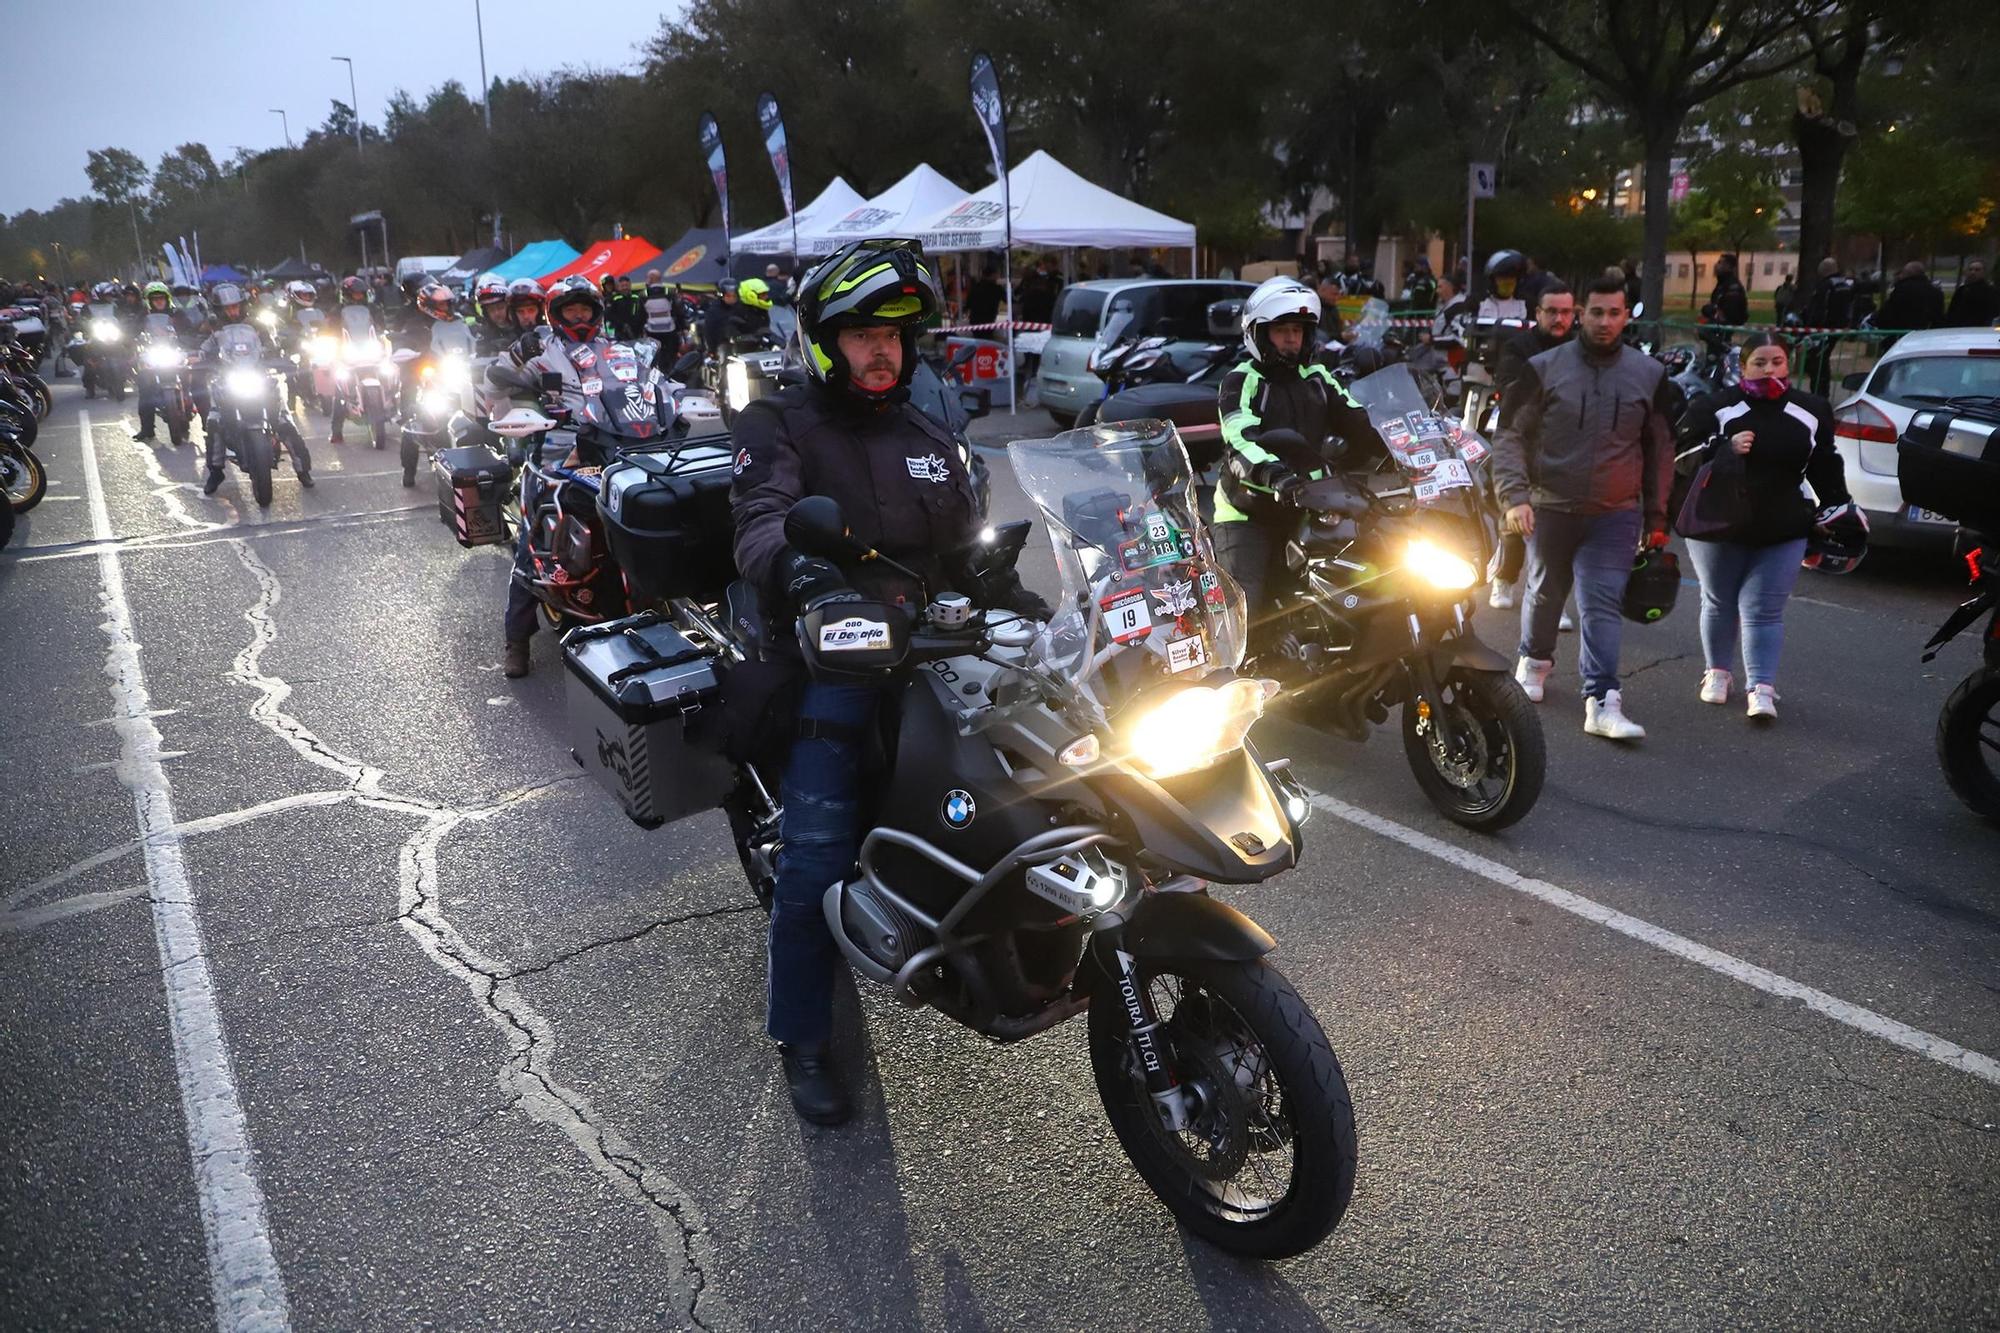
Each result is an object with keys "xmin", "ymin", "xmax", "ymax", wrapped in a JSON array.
[{"xmin": 536, "ymin": 237, "xmax": 662, "ymax": 286}]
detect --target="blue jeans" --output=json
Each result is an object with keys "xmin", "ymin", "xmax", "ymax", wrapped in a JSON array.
[
  {"xmin": 1519, "ymin": 507, "xmax": 1643, "ymax": 700},
  {"xmin": 767, "ymin": 681, "xmax": 883, "ymax": 1047},
  {"xmin": 1685, "ymin": 538, "xmax": 1807, "ymax": 687}
]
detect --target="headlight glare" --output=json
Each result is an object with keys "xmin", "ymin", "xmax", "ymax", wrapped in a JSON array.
[
  {"xmin": 1405, "ymin": 538, "xmax": 1478, "ymax": 590},
  {"xmin": 225, "ymin": 368, "xmax": 265, "ymax": 400},
  {"xmin": 725, "ymin": 359, "xmax": 750, "ymax": 411},
  {"xmin": 1122, "ymin": 677, "xmax": 1267, "ymax": 779},
  {"xmin": 143, "ymin": 344, "xmax": 183, "ymax": 369},
  {"xmin": 92, "ymin": 320, "xmax": 122, "ymax": 341}
]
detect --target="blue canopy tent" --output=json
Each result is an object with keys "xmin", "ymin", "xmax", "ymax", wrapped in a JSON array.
[
  {"xmin": 200, "ymin": 263, "xmax": 248, "ymax": 284},
  {"xmin": 483, "ymin": 240, "xmax": 579, "ymax": 283}
]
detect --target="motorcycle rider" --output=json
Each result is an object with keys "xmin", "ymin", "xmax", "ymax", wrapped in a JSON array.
[
  {"xmin": 701, "ymin": 279, "xmax": 761, "ymax": 356},
  {"xmin": 1400, "ymin": 256, "xmax": 1439, "ymax": 312},
  {"xmin": 195, "ymin": 281, "xmax": 314, "ymax": 494},
  {"xmin": 490, "ymin": 278, "xmax": 641, "ymax": 677},
  {"xmin": 1487, "ymin": 281, "xmax": 1576, "ymax": 609},
  {"xmin": 504, "ymin": 278, "xmax": 547, "ymax": 336},
  {"xmin": 729, "ymin": 238, "xmax": 1047, "ymax": 1126},
  {"xmin": 640, "ymin": 268, "xmax": 679, "ymax": 349},
  {"xmin": 1212, "ymin": 276, "xmax": 1389, "ymax": 666},
  {"xmin": 328, "ymin": 276, "xmax": 381, "ymax": 443},
  {"xmin": 469, "ymin": 276, "xmax": 513, "ymax": 353},
  {"xmin": 133, "ymin": 282, "xmax": 195, "ymax": 442}
]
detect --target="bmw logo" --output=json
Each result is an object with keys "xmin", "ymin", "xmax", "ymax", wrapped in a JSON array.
[{"xmin": 941, "ymin": 789, "xmax": 976, "ymax": 830}]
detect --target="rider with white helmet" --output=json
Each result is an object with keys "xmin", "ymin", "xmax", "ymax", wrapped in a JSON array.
[{"xmin": 1212, "ymin": 275, "xmax": 1388, "ymax": 656}]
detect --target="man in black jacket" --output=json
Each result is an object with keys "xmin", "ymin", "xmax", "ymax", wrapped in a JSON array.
[
  {"xmin": 1878, "ymin": 261, "xmax": 1946, "ymax": 330},
  {"xmin": 730, "ymin": 239, "xmax": 1045, "ymax": 1127},
  {"xmin": 1947, "ymin": 259, "xmax": 1997, "ymax": 329},
  {"xmin": 1709, "ymin": 254, "xmax": 1749, "ymax": 326}
]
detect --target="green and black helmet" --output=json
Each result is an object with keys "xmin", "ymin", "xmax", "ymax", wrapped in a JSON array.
[
  {"xmin": 144, "ymin": 280, "xmax": 173, "ymax": 311},
  {"xmin": 796, "ymin": 238, "xmax": 941, "ymax": 397}
]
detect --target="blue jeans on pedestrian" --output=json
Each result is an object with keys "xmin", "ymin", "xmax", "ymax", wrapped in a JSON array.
[
  {"xmin": 1519, "ymin": 507, "xmax": 1643, "ymax": 700},
  {"xmin": 1685, "ymin": 537, "xmax": 1808, "ymax": 688},
  {"xmin": 767, "ymin": 681, "xmax": 883, "ymax": 1048}
]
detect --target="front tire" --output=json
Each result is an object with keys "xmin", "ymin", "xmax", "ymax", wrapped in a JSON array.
[
  {"xmin": 1937, "ymin": 666, "xmax": 2000, "ymax": 827},
  {"xmin": 2, "ymin": 442, "xmax": 48, "ymax": 512},
  {"xmin": 372, "ymin": 415, "xmax": 389, "ymax": 451},
  {"xmin": 1088, "ymin": 954, "xmax": 1356, "ymax": 1260},
  {"xmin": 241, "ymin": 432, "xmax": 275, "ymax": 507},
  {"xmin": 1402, "ymin": 666, "xmax": 1545, "ymax": 831},
  {"xmin": 400, "ymin": 430, "xmax": 419, "ymax": 487}
]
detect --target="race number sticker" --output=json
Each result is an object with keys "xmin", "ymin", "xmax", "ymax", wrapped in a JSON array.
[
  {"xmin": 581, "ymin": 377, "xmax": 604, "ymax": 395},
  {"xmin": 1166, "ymin": 633, "xmax": 1208, "ymax": 675},
  {"xmin": 1199, "ymin": 569, "xmax": 1228, "ymax": 608},
  {"xmin": 1407, "ymin": 448, "xmax": 1439, "ymax": 470},
  {"xmin": 819, "ymin": 617, "xmax": 892, "ymax": 652},
  {"xmin": 1430, "ymin": 457, "xmax": 1473, "ymax": 488},
  {"xmin": 1448, "ymin": 425, "xmax": 1489, "ymax": 462},
  {"xmin": 1099, "ymin": 588, "xmax": 1154, "ymax": 644}
]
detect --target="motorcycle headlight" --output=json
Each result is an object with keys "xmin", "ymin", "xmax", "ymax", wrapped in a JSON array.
[
  {"xmin": 725, "ymin": 358, "xmax": 750, "ymax": 411},
  {"xmin": 1404, "ymin": 538, "xmax": 1478, "ymax": 591},
  {"xmin": 1121, "ymin": 677, "xmax": 1269, "ymax": 780},
  {"xmin": 309, "ymin": 335, "xmax": 338, "ymax": 363},
  {"xmin": 342, "ymin": 339, "xmax": 374, "ymax": 363},
  {"xmin": 437, "ymin": 359, "xmax": 470, "ymax": 390},
  {"xmin": 225, "ymin": 368, "xmax": 266, "ymax": 400},
  {"xmin": 377, "ymin": 361, "xmax": 397, "ymax": 380},
  {"xmin": 420, "ymin": 389, "xmax": 450, "ymax": 413},
  {"xmin": 143, "ymin": 344, "xmax": 183, "ymax": 369},
  {"xmin": 92, "ymin": 320, "xmax": 122, "ymax": 341},
  {"xmin": 255, "ymin": 310, "xmax": 279, "ymax": 329}
]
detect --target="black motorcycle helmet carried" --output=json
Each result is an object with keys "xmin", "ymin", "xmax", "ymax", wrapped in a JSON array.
[
  {"xmin": 1623, "ymin": 546, "xmax": 1682, "ymax": 624},
  {"xmin": 1803, "ymin": 501, "xmax": 1869, "ymax": 574},
  {"xmin": 796, "ymin": 237, "xmax": 941, "ymax": 400}
]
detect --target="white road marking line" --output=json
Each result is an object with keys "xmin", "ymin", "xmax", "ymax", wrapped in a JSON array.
[
  {"xmin": 1307, "ymin": 791, "xmax": 2000, "ymax": 1088},
  {"xmin": 77, "ymin": 409, "xmax": 292, "ymax": 1332},
  {"xmin": 0, "ymin": 884, "xmax": 151, "ymax": 933}
]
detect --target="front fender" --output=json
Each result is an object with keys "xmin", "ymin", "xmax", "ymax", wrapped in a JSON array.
[
  {"xmin": 1077, "ymin": 891, "xmax": 1277, "ymax": 998},
  {"xmin": 1433, "ymin": 627, "xmax": 1511, "ymax": 675}
]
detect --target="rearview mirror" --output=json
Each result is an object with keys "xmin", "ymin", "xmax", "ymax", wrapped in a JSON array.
[
  {"xmin": 785, "ymin": 495, "xmax": 861, "ymax": 559},
  {"xmin": 959, "ymin": 386, "xmax": 991, "ymax": 419}
]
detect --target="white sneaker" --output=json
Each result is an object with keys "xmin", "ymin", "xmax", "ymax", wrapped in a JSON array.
[
  {"xmin": 1489, "ymin": 580, "xmax": 1518, "ymax": 609},
  {"xmin": 1514, "ymin": 655, "xmax": 1554, "ymax": 703},
  {"xmin": 1584, "ymin": 689, "xmax": 1647, "ymax": 740},
  {"xmin": 1699, "ymin": 668, "xmax": 1732, "ymax": 705},
  {"xmin": 1559, "ymin": 608, "xmax": 1576, "ymax": 632},
  {"xmin": 1746, "ymin": 684, "xmax": 1778, "ymax": 723}
]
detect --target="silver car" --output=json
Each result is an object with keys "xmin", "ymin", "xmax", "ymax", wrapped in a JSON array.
[{"xmin": 1035, "ymin": 279, "xmax": 1252, "ymax": 426}]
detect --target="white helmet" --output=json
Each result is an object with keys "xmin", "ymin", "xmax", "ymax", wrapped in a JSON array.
[
  {"xmin": 1242, "ymin": 276, "xmax": 1321, "ymax": 366},
  {"xmin": 286, "ymin": 279, "xmax": 316, "ymax": 305}
]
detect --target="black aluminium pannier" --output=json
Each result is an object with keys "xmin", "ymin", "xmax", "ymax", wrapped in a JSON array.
[
  {"xmin": 562, "ymin": 613, "xmax": 732, "ymax": 828},
  {"xmin": 1898, "ymin": 408, "xmax": 2000, "ymax": 535},
  {"xmin": 597, "ymin": 439, "xmax": 738, "ymax": 602},
  {"xmin": 433, "ymin": 444, "xmax": 512, "ymax": 547}
]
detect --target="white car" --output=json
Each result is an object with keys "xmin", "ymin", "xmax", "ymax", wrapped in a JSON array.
[{"xmin": 1832, "ymin": 327, "xmax": 2000, "ymax": 547}]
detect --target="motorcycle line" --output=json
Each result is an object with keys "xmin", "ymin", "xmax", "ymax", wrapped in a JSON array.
[{"xmin": 535, "ymin": 416, "xmax": 1355, "ymax": 1259}]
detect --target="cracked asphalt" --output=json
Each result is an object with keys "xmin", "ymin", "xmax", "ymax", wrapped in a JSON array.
[{"xmin": 2, "ymin": 382, "xmax": 1996, "ymax": 1332}]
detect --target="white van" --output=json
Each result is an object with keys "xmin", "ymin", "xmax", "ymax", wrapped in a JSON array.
[
  {"xmin": 394, "ymin": 256, "xmax": 459, "ymax": 287},
  {"xmin": 1034, "ymin": 279, "xmax": 1252, "ymax": 426}
]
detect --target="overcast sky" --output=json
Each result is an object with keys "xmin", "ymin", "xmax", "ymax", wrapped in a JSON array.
[{"xmin": 0, "ymin": 0, "xmax": 678, "ymax": 215}]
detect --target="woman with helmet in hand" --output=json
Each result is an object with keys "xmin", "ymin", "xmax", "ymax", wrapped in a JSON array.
[
  {"xmin": 729, "ymin": 238, "xmax": 1049, "ymax": 1127},
  {"xmin": 1674, "ymin": 332, "xmax": 1862, "ymax": 722},
  {"xmin": 1212, "ymin": 276, "xmax": 1388, "ymax": 663}
]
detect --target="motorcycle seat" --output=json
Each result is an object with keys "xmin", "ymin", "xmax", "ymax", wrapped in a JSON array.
[{"xmin": 724, "ymin": 579, "xmax": 768, "ymax": 654}]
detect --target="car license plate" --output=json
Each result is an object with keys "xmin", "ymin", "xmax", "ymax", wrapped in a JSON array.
[{"xmin": 1906, "ymin": 505, "xmax": 1955, "ymax": 525}]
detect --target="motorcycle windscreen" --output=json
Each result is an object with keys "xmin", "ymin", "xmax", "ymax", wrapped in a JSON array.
[
  {"xmin": 1007, "ymin": 422, "xmax": 1247, "ymax": 692},
  {"xmin": 217, "ymin": 325, "xmax": 262, "ymax": 363},
  {"xmin": 340, "ymin": 305, "xmax": 377, "ymax": 339},
  {"xmin": 296, "ymin": 308, "xmax": 326, "ymax": 330},
  {"xmin": 430, "ymin": 320, "xmax": 475, "ymax": 357},
  {"xmin": 89, "ymin": 303, "xmax": 117, "ymax": 320},
  {"xmin": 143, "ymin": 312, "xmax": 176, "ymax": 339},
  {"xmin": 1347, "ymin": 362, "xmax": 1489, "ymax": 510}
]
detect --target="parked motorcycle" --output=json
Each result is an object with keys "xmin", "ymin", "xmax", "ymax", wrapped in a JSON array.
[
  {"xmin": 393, "ymin": 319, "xmax": 477, "ymax": 487},
  {"xmin": 332, "ymin": 304, "xmax": 397, "ymax": 449},
  {"xmin": 135, "ymin": 312, "xmax": 194, "ymax": 447},
  {"xmin": 563, "ymin": 420, "xmax": 1355, "ymax": 1259},
  {"xmin": 1255, "ymin": 363, "xmax": 1545, "ymax": 830},
  {"xmin": 1899, "ymin": 398, "xmax": 2000, "ymax": 826},
  {"xmin": 2, "ymin": 431, "xmax": 46, "ymax": 514}
]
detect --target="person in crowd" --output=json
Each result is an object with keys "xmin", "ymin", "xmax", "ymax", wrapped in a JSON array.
[
  {"xmin": 1620, "ymin": 258, "xmax": 1642, "ymax": 312},
  {"xmin": 1316, "ymin": 276, "xmax": 1346, "ymax": 345},
  {"xmin": 1487, "ymin": 281, "xmax": 1576, "ymax": 610},
  {"xmin": 1850, "ymin": 269, "xmax": 1882, "ymax": 326},
  {"xmin": 763, "ymin": 262, "xmax": 793, "ymax": 301},
  {"xmin": 640, "ymin": 269, "xmax": 680, "ymax": 352},
  {"xmin": 1213, "ymin": 277, "xmax": 1387, "ymax": 668},
  {"xmin": 1015, "ymin": 255, "xmax": 1061, "ymax": 326},
  {"xmin": 131, "ymin": 282, "xmax": 194, "ymax": 442},
  {"xmin": 1709, "ymin": 254, "xmax": 1749, "ymax": 326},
  {"xmin": 1797, "ymin": 258, "xmax": 1854, "ymax": 328},
  {"xmin": 608, "ymin": 276, "xmax": 645, "ymax": 341},
  {"xmin": 1476, "ymin": 251, "xmax": 1528, "ymax": 326},
  {"xmin": 1400, "ymin": 256, "xmax": 1438, "ymax": 311},
  {"xmin": 194, "ymin": 282, "xmax": 312, "ymax": 494},
  {"xmin": 1674, "ymin": 333, "xmax": 1855, "ymax": 722},
  {"xmin": 1493, "ymin": 275, "xmax": 1675, "ymax": 741},
  {"xmin": 468, "ymin": 277, "xmax": 513, "ymax": 354},
  {"xmin": 504, "ymin": 279, "xmax": 546, "ymax": 336},
  {"xmin": 1878, "ymin": 261, "xmax": 1946, "ymax": 330},
  {"xmin": 728, "ymin": 239, "xmax": 1047, "ymax": 1125},
  {"xmin": 327, "ymin": 276, "xmax": 380, "ymax": 443},
  {"xmin": 967, "ymin": 265, "xmax": 1005, "ymax": 327},
  {"xmin": 1772, "ymin": 271, "xmax": 1796, "ymax": 319},
  {"xmin": 701, "ymin": 279, "xmax": 746, "ymax": 352},
  {"xmin": 1946, "ymin": 259, "xmax": 1998, "ymax": 328},
  {"xmin": 1516, "ymin": 255, "xmax": 1551, "ymax": 315}
]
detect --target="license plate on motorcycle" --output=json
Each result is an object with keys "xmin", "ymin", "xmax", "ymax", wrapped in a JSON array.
[{"xmin": 1907, "ymin": 505, "xmax": 1954, "ymax": 525}]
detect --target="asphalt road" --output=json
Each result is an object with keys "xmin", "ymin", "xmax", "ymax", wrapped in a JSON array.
[{"xmin": 2, "ymin": 380, "xmax": 1996, "ymax": 1332}]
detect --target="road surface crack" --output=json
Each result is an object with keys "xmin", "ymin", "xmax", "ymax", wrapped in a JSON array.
[{"xmin": 503, "ymin": 902, "xmax": 760, "ymax": 980}]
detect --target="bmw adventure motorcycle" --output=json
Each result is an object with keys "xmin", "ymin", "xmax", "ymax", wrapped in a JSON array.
[
  {"xmin": 135, "ymin": 312, "xmax": 194, "ymax": 446},
  {"xmin": 393, "ymin": 318, "xmax": 477, "ymax": 487},
  {"xmin": 563, "ymin": 421, "xmax": 1358, "ymax": 1259},
  {"xmin": 1255, "ymin": 364, "xmax": 1545, "ymax": 830},
  {"xmin": 202, "ymin": 322, "xmax": 306, "ymax": 507}
]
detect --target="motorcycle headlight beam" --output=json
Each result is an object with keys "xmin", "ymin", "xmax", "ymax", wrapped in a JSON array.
[
  {"xmin": 143, "ymin": 345, "xmax": 183, "ymax": 369},
  {"xmin": 725, "ymin": 359, "xmax": 750, "ymax": 412},
  {"xmin": 1404, "ymin": 538, "xmax": 1478, "ymax": 591},
  {"xmin": 224, "ymin": 368, "xmax": 266, "ymax": 401},
  {"xmin": 1121, "ymin": 677, "xmax": 1269, "ymax": 780},
  {"xmin": 92, "ymin": 320, "xmax": 122, "ymax": 342}
]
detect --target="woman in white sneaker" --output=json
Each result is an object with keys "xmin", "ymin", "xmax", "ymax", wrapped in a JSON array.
[{"xmin": 1674, "ymin": 334, "xmax": 1852, "ymax": 722}]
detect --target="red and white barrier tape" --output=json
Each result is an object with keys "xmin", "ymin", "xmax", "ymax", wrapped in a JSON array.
[{"xmin": 933, "ymin": 320, "xmax": 1053, "ymax": 335}]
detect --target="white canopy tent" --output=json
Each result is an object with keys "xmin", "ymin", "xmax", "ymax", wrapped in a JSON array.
[
  {"xmin": 802, "ymin": 164, "xmax": 968, "ymax": 256},
  {"xmin": 730, "ymin": 177, "xmax": 869, "ymax": 256},
  {"xmin": 912, "ymin": 149, "xmax": 1196, "ymax": 253}
]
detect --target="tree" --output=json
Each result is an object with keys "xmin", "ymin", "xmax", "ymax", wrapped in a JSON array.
[
  {"xmin": 1503, "ymin": 0, "xmax": 1813, "ymax": 316},
  {"xmin": 1684, "ymin": 145, "xmax": 1782, "ymax": 267},
  {"xmin": 1837, "ymin": 124, "xmax": 1989, "ymax": 262},
  {"xmin": 85, "ymin": 146, "xmax": 149, "ymax": 266},
  {"xmin": 152, "ymin": 143, "xmax": 222, "ymax": 209}
]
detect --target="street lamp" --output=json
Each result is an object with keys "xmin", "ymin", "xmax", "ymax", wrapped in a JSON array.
[
  {"xmin": 331, "ymin": 56, "xmax": 362, "ymax": 154},
  {"xmin": 474, "ymin": 0, "xmax": 492, "ymax": 133},
  {"xmin": 270, "ymin": 109, "xmax": 291, "ymax": 148}
]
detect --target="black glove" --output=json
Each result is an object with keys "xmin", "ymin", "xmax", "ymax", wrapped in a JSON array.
[
  {"xmin": 1248, "ymin": 459, "xmax": 1303, "ymax": 499},
  {"xmin": 774, "ymin": 548, "xmax": 856, "ymax": 612}
]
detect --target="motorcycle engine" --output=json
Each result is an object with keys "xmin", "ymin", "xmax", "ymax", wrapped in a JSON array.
[{"xmin": 840, "ymin": 880, "xmax": 928, "ymax": 971}]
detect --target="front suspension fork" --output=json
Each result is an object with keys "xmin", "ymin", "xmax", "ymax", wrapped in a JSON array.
[{"xmin": 1093, "ymin": 923, "xmax": 1189, "ymax": 1131}]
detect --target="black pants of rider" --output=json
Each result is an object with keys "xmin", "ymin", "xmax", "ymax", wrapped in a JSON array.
[
  {"xmin": 1213, "ymin": 518, "xmax": 1296, "ymax": 658},
  {"xmin": 503, "ymin": 467, "xmax": 544, "ymax": 643},
  {"xmin": 205, "ymin": 417, "xmax": 312, "ymax": 478}
]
